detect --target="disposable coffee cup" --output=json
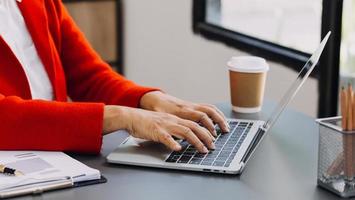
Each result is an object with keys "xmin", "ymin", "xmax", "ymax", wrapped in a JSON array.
[{"xmin": 227, "ymin": 56, "xmax": 269, "ymax": 113}]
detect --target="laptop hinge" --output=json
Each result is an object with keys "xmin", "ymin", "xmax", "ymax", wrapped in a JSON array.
[{"xmin": 240, "ymin": 127, "xmax": 266, "ymax": 167}]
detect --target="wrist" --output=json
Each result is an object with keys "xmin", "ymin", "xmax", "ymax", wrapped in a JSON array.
[
  {"xmin": 139, "ymin": 91, "xmax": 164, "ymax": 111},
  {"xmin": 103, "ymin": 105, "xmax": 132, "ymax": 135}
]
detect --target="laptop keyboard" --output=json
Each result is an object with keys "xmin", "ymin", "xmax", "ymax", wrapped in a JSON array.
[{"xmin": 165, "ymin": 121, "xmax": 253, "ymax": 167}]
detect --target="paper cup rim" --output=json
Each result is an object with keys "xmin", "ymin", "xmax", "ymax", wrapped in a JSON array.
[{"xmin": 227, "ymin": 56, "xmax": 269, "ymax": 73}]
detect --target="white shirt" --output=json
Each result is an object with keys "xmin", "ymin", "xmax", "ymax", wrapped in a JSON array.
[{"xmin": 0, "ymin": 0, "xmax": 53, "ymax": 100}]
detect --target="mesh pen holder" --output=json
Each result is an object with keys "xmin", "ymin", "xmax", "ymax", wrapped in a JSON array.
[{"xmin": 317, "ymin": 117, "xmax": 355, "ymax": 198}]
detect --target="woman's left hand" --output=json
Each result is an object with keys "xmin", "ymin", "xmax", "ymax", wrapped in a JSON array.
[{"xmin": 140, "ymin": 91, "xmax": 230, "ymax": 136}]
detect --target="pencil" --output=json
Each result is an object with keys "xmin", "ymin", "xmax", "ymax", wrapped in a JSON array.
[
  {"xmin": 353, "ymin": 90, "xmax": 355, "ymax": 131},
  {"xmin": 343, "ymin": 84, "xmax": 354, "ymax": 180},
  {"xmin": 348, "ymin": 84, "xmax": 353, "ymax": 130},
  {"xmin": 351, "ymin": 86, "xmax": 355, "ymax": 176},
  {"xmin": 324, "ymin": 152, "xmax": 344, "ymax": 178},
  {"xmin": 324, "ymin": 87, "xmax": 348, "ymax": 178},
  {"xmin": 341, "ymin": 87, "xmax": 347, "ymax": 130}
]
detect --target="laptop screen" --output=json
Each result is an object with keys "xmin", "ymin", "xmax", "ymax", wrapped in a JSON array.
[{"xmin": 262, "ymin": 31, "xmax": 331, "ymax": 131}]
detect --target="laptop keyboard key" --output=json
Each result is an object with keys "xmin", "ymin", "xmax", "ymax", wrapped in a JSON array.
[
  {"xmin": 213, "ymin": 161, "xmax": 225, "ymax": 166},
  {"xmin": 166, "ymin": 157, "xmax": 177, "ymax": 163},
  {"xmin": 206, "ymin": 152, "xmax": 219, "ymax": 159},
  {"xmin": 189, "ymin": 158, "xmax": 203, "ymax": 165},
  {"xmin": 217, "ymin": 155, "xmax": 229, "ymax": 160},
  {"xmin": 178, "ymin": 155, "xmax": 192, "ymax": 163},
  {"xmin": 216, "ymin": 126, "xmax": 222, "ymax": 134},
  {"xmin": 170, "ymin": 151, "xmax": 182, "ymax": 157},
  {"xmin": 215, "ymin": 157, "xmax": 227, "ymax": 163},
  {"xmin": 201, "ymin": 159, "xmax": 214, "ymax": 166},
  {"xmin": 179, "ymin": 141, "xmax": 190, "ymax": 150},
  {"xmin": 183, "ymin": 152, "xmax": 195, "ymax": 156},
  {"xmin": 194, "ymin": 153, "xmax": 206, "ymax": 158}
]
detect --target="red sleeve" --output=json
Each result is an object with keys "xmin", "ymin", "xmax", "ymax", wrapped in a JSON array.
[
  {"xmin": 0, "ymin": 94, "xmax": 104, "ymax": 154},
  {"xmin": 58, "ymin": 2, "xmax": 159, "ymax": 107}
]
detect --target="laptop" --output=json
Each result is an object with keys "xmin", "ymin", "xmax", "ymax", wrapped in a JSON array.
[{"xmin": 107, "ymin": 32, "xmax": 331, "ymax": 174}]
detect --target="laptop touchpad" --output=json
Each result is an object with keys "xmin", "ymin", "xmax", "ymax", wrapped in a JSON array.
[{"xmin": 109, "ymin": 137, "xmax": 172, "ymax": 163}]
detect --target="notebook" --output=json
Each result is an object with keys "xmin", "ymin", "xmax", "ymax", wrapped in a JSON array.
[{"xmin": 0, "ymin": 151, "xmax": 106, "ymax": 198}]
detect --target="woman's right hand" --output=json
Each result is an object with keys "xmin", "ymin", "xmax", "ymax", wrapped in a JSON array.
[{"xmin": 103, "ymin": 106, "xmax": 215, "ymax": 153}]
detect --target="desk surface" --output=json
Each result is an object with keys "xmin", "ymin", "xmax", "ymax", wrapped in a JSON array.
[{"xmin": 14, "ymin": 102, "xmax": 343, "ymax": 200}]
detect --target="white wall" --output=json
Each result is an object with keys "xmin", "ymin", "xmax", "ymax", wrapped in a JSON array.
[{"xmin": 123, "ymin": 0, "xmax": 318, "ymax": 117}]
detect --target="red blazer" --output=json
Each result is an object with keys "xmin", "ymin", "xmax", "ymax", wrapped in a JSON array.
[{"xmin": 0, "ymin": 0, "xmax": 157, "ymax": 154}]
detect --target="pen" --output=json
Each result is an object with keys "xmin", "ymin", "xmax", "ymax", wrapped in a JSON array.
[{"xmin": 0, "ymin": 164, "xmax": 24, "ymax": 176}]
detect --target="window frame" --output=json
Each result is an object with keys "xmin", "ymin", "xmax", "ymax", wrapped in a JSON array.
[
  {"xmin": 63, "ymin": 0, "xmax": 124, "ymax": 74},
  {"xmin": 193, "ymin": 0, "xmax": 343, "ymax": 117},
  {"xmin": 193, "ymin": 0, "xmax": 313, "ymax": 74}
]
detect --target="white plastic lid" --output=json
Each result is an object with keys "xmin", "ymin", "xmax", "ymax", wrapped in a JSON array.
[{"xmin": 227, "ymin": 56, "xmax": 269, "ymax": 73}]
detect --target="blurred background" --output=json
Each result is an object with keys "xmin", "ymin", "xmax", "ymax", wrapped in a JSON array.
[{"xmin": 63, "ymin": 0, "xmax": 354, "ymax": 118}]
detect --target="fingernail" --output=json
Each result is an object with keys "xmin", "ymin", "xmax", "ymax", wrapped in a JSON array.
[
  {"xmin": 210, "ymin": 143, "xmax": 216, "ymax": 150},
  {"xmin": 175, "ymin": 144, "xmax": 182, "ymax": 151},
  {"xmin": 213, "ymin": 130, "xmax": 217, "ymax": 137},
  {"xmin": 202, "ymin": 147, "xmax": 208, "ymax": 153},
  {"xmin": 226, "ymin": 125, "xmax": 230, "ymax": 132},
  {"xmin": 211, "ymin": 137, "xmax": 216, "ymax": 142}
]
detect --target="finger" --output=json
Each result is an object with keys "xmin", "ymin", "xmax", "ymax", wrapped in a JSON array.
[
  {"xmin": 195, "ymin": 114, "xmax": 216, "ymax": 138},
  {"xmin": 203, "ymin": 104, "xmax": 228, "ymax": 123},
  {"xmin": 200, "ymin": 104, "xmax": 229, "ymax": 130},
  {"xmin": 171, "ymin": 125, "xmax": 208, "ymax": 153},
  {"xmin": 174, "ymin": 109, "xmax": 217, "ymax": 137},
  {"xmin": 179, "ymin": 120, "xmax": 215, "ymax": 150},
  {"xmin": 172, "ymin": 135, "xmax": 184, "ymax": 140},
  {"xmin": 196, "ymin": 112, "xmax": 217, "ymax": 136},
  {"xmin": 157, "ymin": 132, "xmax": 182, "ymax": 152},
  {"xmin": 197, "ymin": 105, "xmax": 229, "ymax": 133}
]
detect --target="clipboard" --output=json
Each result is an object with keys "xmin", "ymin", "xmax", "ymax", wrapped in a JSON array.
[
  {"xmin": 0, "ymin": 175, "xmax": 107, "ymax": 199},
  {"xmin": 0, "ymin": 151, "xmax": 108, "ymax": 199}
]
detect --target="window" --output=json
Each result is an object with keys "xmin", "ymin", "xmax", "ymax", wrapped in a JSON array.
[
  {"xmin": 63, "ymin": 0, "xmax": 123, "ymax": 74},
  {"xmin": 193, "ymin": 0, "xmax": 343, "ymax": 117},
  {"xmin": 207, "ymin": 0, "xmax": 322, "ymax": 54},
  {"xmin": 340, "ymin": 0, "xmax": 355, "ymax": 88}
]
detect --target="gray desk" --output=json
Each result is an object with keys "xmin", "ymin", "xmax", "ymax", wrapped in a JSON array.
[{"xmin": 14, "ymin": 102, "xmax": 344, "ymax": 200}]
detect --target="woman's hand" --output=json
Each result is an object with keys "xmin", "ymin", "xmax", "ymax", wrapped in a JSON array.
[
  {"xmin": 103, "ymin": 106, "xmax": 215, "ymax": 153},
  {"xmin": 139, "ymin": 91, "xmax": 230, "ymax": 136}
]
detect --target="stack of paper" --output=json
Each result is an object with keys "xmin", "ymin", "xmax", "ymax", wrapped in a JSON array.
[{"xmin": 0, "ymin": 151, "xmax": 101, "ymax": 198}]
